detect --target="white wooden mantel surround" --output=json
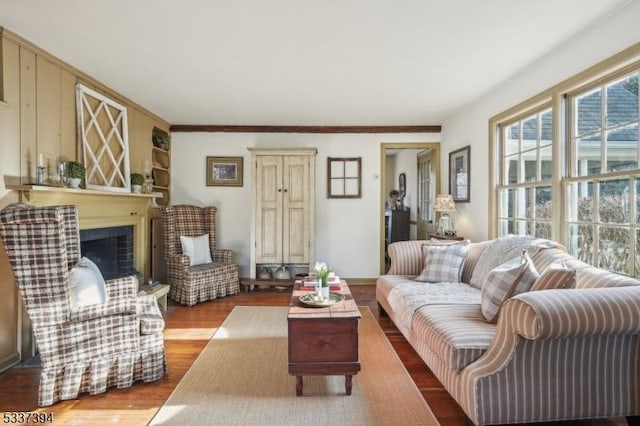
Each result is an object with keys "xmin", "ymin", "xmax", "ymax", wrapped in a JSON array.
[
  {"xmin": 249, "ymin": 148, "xmax": 316, "ymax": 279},
  {"xmin": 6, "ymin": 185, "xmax": 160, "ymax": 279}
]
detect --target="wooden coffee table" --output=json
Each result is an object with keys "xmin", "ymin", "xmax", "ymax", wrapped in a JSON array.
[{"xmin": 287, "ymin": 280, "xmax": 361, "ymax": 396}]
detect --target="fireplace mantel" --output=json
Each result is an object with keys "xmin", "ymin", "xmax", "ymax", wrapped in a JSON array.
[{"xmin": 8, "ymin": 184, "xmax": 162, "ymax": 280}]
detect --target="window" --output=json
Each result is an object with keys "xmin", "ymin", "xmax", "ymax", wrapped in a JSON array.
[
  {"xmin": 490, "ymin": 42, "xmax": 640, "ymax": 277},
  {"xmin": 497, "ymin": 107, "xmax": 553, "ymax": 239},
  {"xmin": 566, "ymin": 70, "xmax": 640, "ymax": 275}
]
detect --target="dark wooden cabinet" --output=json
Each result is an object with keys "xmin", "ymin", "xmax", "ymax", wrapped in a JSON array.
[{"xmin": 386, "ymin": 208, "xmax": 410, "ymax": 244}]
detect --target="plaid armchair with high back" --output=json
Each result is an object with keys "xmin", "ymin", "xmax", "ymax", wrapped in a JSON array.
[
  {"xmin": 162, "ymin": 205, "xmax": 239, "ymax": 306},
  {"xmin": 0, "ymin": 203, "xmax": 165, "ymax": 407}
]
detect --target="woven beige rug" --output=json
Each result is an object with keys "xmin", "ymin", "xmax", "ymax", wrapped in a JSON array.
[{"xmin": 151, "ymin": 306, "xmax": 438, "ymax": 426}]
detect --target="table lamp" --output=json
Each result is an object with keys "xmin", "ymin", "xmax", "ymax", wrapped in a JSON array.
[{"xmin": 433, "ymin": 194, "xmax": 456, "ymax": 235}]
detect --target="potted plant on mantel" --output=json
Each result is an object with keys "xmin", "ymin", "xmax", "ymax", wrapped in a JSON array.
[
  {"xmin": 66, "ymin": 161, "xmax": 85, "ymax": 189},
  {"xmin": 130, "ymin": 173, "xmax": 145, "ymax": 193}
]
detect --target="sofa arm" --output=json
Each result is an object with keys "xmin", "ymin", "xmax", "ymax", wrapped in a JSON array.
[
  {"xmin": 387, "ymin": 240, "xmax": 429, "ymax": 275},
  {"xmin": 69, "ymin": 276, "xmax": 139, "ymax": 322},
  {"xmin": 500, "ymin": 286, "xmax": 640, "ymax": 340},
  {"xmin": 167, "ymin": 254, "xmax": 191, "ymax": 269},
  {"xmin": 212, "ymin": 249, "xmax": 234, "ymax": 264},
  {"xmin": 105, "ymin": 275, "xmax": 139, "ymax": 299}
]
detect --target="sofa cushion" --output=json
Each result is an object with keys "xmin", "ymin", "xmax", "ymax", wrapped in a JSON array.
[
  {"xmin": 481, "ymin": 251, "xmax": 539, "ymax": 323},
  {"xmin": 386, "ymin": 280, "xmax": 481, "ymax": 337},
  {"xmin": 68, "ymin": 257, "xmax": 108, "ymax": 310},
  {"xmin": 180, "ymin": 234, "xmax": 213, "ymax": 266},
  {"xmin": 470, "ymin": 235, "xmax": 551, "ymax": 289},
  {"xmin": 530, "ymin": 260, "xmax": 576, "ymax": 291},
  {"xmin": 411, "ymin": 304, "xmax": 495, "ymax": 372},
  {"xmin": 415, "ymin": 242, "xmax": 468, "ymax": 282}
]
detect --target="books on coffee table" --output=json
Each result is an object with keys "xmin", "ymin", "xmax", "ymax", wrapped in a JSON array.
[{"xmin": 298, "ymin": 275, "xmax": 341, "ymax": 291}]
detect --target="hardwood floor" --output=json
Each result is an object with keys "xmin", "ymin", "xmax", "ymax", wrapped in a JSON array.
[
  {"xmin": 0, "ymin": 285, "xmax": 626, "ymax": 425},
  {"xmin": 0, "ymin": 284, "xmax": 466, "ymax": 425}
]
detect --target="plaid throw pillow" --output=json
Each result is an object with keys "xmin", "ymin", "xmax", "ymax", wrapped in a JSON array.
[
  {"xmin": 414, "ymin": 242, "xmax": 468, "ymax": 283},
  {"xmin": 481, "ymin": 250, "xmax": 539, "ymax": 323},
  {"xmin": 530, "ymin": 260, "xmax": 576, "ymax": 291}
]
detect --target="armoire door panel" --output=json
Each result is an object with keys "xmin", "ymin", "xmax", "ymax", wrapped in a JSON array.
[
  {"xmin": 255, "ymin": 156, "xmax": 283, "ymax": 263},
  {"xmin": 258, "ymin": 208, "xmax": 280, "ymax": 263},
  {"xmin": 285, "ymin": 207, "xmax": 307, "ymax": 262}
]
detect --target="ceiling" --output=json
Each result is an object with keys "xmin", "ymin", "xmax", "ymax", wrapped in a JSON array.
[{"xmin": 1, "ymin": 0, "xmax": 631, "ymax": 126}]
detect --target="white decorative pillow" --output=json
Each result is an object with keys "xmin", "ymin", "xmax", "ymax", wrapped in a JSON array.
[
  {"xmin": 530, "ymin": 260, "xmax": 576, "ymax": 291},
  {"xmin": 180, "ymin": 234, "xmax": 213, "ymax": 266},
  {"xmin": 68, "ymin": 257, "xmax": 108, "ymax": 310},
  {"xmin": 414, "ymin": 242, "xmax": 468, "ymax": 283},
  {"xmin": 480, "ymin": 251, "xmax": 539, "ymax": 323},
  {"xmin": 470, "ymin": 235, "xmax": 538, "ymax": 289}
]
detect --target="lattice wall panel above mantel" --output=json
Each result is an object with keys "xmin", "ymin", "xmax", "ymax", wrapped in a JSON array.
[{"xmin": 76, "ymin": 84, "xmax": 131, "ymax": 192}]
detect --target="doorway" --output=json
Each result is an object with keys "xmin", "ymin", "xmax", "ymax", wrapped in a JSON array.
[{"xmin": 380, "ymin": 143, "xmax": 440, "ymax": 275}]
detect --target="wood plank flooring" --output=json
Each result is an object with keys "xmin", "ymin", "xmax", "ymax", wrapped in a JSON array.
[
  {"xmin": 0, "ymin": 285, "xmax": 627, "ymax": 425},
  {"xmin": 0, "ymin": 284, "xmax": 465, "ymax": 425}
]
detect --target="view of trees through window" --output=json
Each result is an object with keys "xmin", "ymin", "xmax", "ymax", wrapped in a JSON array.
[
  {"xmin": 495, "ymin": 67, "xmax": 640, "ymax": 277},
  {"xmin": 497, "ymin": 108, "xmax": 553, "ymax": 240},
  {"xmin": 567, "ymin": 70, "xmax": 639, "ymax": 276}
]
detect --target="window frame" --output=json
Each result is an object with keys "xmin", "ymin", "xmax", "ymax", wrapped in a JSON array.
[{"xmin": 489, "ymin": 43, "xmax": 640, "ymax": 277}]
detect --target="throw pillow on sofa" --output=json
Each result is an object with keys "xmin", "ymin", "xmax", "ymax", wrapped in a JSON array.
[
  {"xmin": 68, "ymin": 256, "xmax": 108, "ymax": 310},
  {"xmin": 530, "ymin": 260, "xmax": 576, "ymax": 291},
  {"xmin": 481, "ymin": 250, "xmax": 539, "ymax": 323},
  {"xmin": 180, "ymin": 234, "xmax": 213, "ymax": 266},
  {"xmin": 415, "ymin": 241, "xmax": 468, "ymax": 282},
  {"xmin": 470, "ymin": 235, "xmax": 539, "ymax": 289}
]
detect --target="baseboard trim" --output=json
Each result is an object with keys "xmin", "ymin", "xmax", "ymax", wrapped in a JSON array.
[{"xmin": 0, "ymin": 351, "xmax": 20, "ymax": 373}]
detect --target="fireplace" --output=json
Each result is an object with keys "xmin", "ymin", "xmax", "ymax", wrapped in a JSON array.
[{"xmin": 80, "ymin": 226, "xmax": 137, "ymax": 280}]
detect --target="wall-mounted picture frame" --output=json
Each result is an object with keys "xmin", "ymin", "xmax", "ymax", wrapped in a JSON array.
[
  {"xmin": 327, "ymin": 157, "xmax": 362, "ymax": 198},
  {"xmin": 449, "ymin": 145, "xmax": 470, "ymax": 202},
  {"xmin": 206, "ymin": 156, "xmax": 243, "ymax": 187},
  {"xmin": 398, "ymin": 172, "xmax": 406, "ymax": 197}
]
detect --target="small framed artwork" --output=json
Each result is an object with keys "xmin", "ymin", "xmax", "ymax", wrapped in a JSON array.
[
  {"xmin": 206, "ymin": 156, "xmax": 243, "ymax": 187},
  {"xmin": 449, "ymin": 146, "xmax": 470, "ymax": 202},
  {"xmin": 399, "ymin": 173, "xmax": 406, "ymax": 197},
  {"xmin": 327, "ymin": 157, "xmax": 362, "ymax": 198}
]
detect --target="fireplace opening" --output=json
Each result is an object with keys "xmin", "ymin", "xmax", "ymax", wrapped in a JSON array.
[{"xmin": 80, "ymin": 226, "xmax": 137, "ymax": 280}]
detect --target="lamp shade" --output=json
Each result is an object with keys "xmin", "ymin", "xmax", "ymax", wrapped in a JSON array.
[{"xmin": 433, "ymin": 194, "xmax": 456, "ymax": 212}]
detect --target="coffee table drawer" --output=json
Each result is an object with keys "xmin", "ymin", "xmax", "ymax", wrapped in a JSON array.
[{"xmin": 288, "ymin": 318, "xmax": 358, "ymax": 363}]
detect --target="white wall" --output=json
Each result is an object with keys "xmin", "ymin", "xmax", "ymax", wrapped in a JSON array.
[
  {"xmin": 441, "ymin": 0, "xmax": 640, "ymax": 243},
  {"xmin": 171, "ymin": 132, "xmax": 439, "ymax": 278}
]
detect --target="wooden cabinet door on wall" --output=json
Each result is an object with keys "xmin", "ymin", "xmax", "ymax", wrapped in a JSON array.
[
  {"xmin": 283, "ymin": 155, "xmax": 311, "ymax": 264},
  {"xmin": 255, "ymin": 155, "xmax": 283, "ymax": 264},
  {"xmin": 250, "ymin": 148, "xmax": 316, "ymax": 278}
]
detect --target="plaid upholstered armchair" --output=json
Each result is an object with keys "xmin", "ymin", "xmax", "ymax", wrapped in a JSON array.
[
  {"xmin": 0, "ymin": 203, "xmax": 165, "ymax": 407},
  {"xmin": 161, "ymin": 205, "xmax": 239, "ymax": 306}
]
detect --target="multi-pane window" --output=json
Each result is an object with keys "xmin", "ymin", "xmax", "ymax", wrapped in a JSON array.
[
  {"xmin": 566, "ymin": 70, "xmax": 640, "ymax": 275},
  {"xmin": 497, "ymin": 108, "xmax": 553, "ymax": 239}
]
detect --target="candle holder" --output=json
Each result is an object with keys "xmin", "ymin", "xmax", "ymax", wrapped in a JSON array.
[{"xmin": 36, "ymin": 166, "xmax": 46, "ymax": 185}]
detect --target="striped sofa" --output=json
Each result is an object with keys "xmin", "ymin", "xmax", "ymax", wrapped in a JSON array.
[{"xmin": 377, "ymin": 237, "xmax": 640, "ymax": 425}]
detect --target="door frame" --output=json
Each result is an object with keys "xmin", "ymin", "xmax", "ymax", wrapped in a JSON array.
[{"xmin": 380, "ymin": 142, "xmax": 441, "ymax": 275}]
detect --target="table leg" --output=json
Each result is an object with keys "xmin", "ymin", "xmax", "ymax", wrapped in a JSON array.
[
  {"xmin": 296, "ymin": 376, "xmax": 303, "ymax": 396},
  {"xmin": 345, "ymin": 375, "xmax": 353, "ymax": 395}
]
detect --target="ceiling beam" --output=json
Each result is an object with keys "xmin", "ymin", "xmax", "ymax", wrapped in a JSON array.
[{"xmin": 169, "ymin": 124, "xmax": 441, "ymax": 133}]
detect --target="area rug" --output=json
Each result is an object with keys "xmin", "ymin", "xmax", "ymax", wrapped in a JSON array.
[{"xmin": 150, "ymin": 306, "xmax": 438, "ymax": 425}]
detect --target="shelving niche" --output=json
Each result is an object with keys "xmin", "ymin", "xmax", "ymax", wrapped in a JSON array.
[{"xmin": 151, "ymin": 128, "xmax": 171, "ymax": 206}]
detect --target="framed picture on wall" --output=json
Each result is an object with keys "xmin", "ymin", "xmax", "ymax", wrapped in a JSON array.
[
  {"xmin": 206, "ymin": 156, "xmax": 243, "ymax": 186},
  {"xmin": 449, "ymin": 145, "xmax": 470, "ymax": 202}
]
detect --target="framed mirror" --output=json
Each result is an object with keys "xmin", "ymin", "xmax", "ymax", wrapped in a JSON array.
[{"xmin": 399, "ymin": 173, "xmax": 406, "ymax": 197}]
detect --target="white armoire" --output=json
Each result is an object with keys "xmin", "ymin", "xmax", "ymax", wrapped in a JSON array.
[{"xmin": 248, "ymin": 148, "xmax": 317, "ymax": 279}]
